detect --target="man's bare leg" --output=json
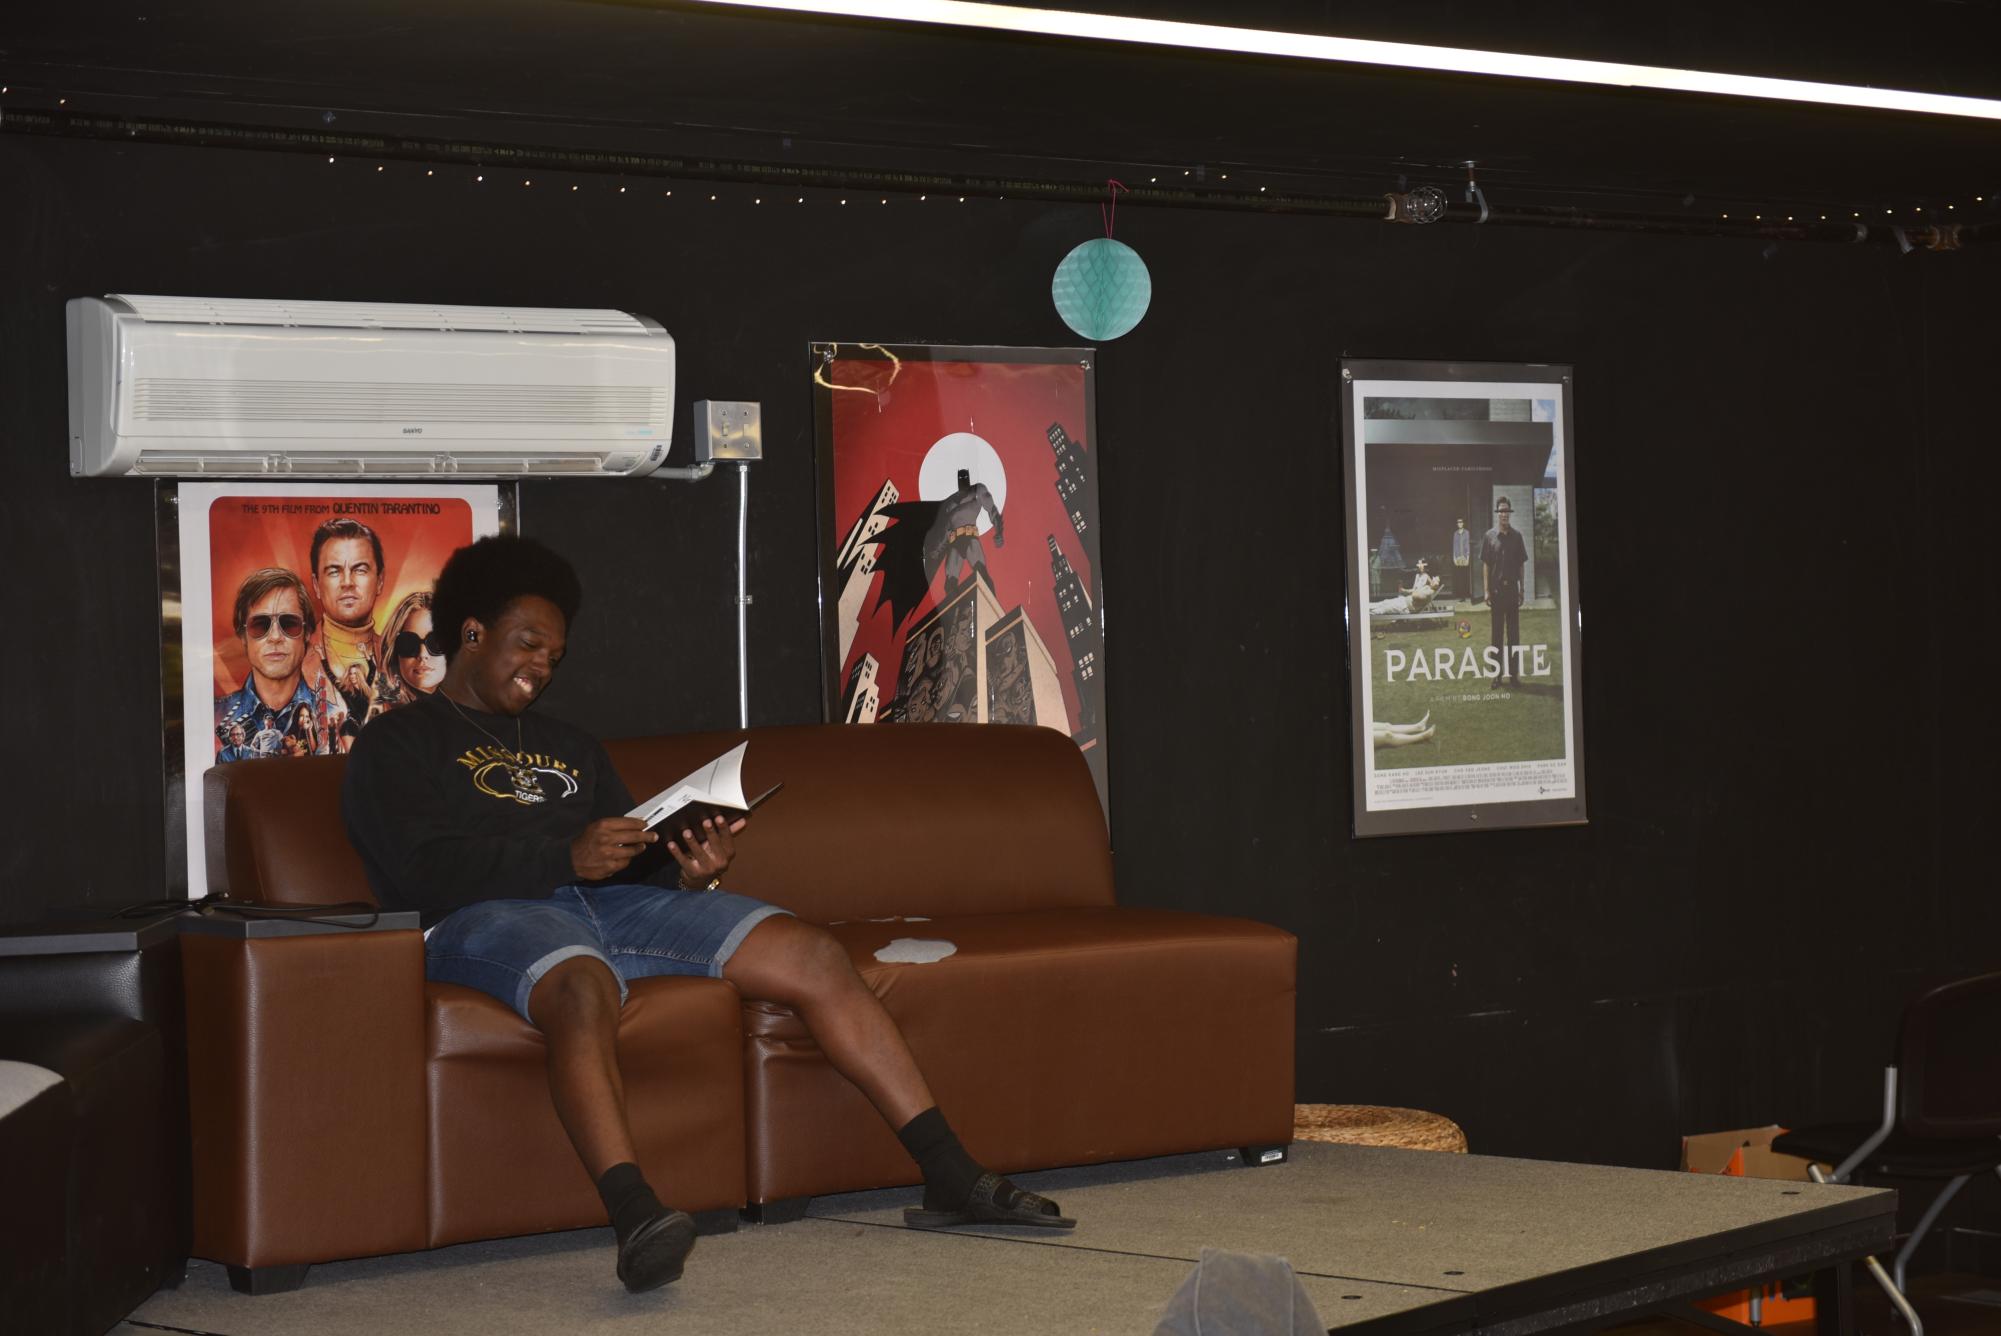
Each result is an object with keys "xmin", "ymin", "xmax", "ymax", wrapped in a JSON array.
[
  {"xmin": 527, "ymin": 955, "xmax": 635, "ymax": 1177},
  {"xmin": 723, "ymin": 915, "xmax": 1070, "ymax": 1228},
  {"xmin": 527, "ymin": 954, "xmax": 693, "ymax": 1290},
  {"xmin": 723, "ymin": 914, "xmax": 932, "ymax": 1126}
]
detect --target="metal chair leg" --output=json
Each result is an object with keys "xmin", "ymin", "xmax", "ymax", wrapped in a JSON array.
[
  {"xmin": 1861, "ymin": 1254, "xmax": 1924, "ymax": 1336},
  {"xmin": 1892, "ymin": 1174, "xmax": 1968, "ymax": 1293},
  {"xmin": 1808, "ymin": 1163, "xmax": 1924, "ymax": 1336}
]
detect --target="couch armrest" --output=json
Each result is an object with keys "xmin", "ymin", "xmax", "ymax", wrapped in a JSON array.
[{"xmin": 182, "ymin": 928, "xmax": 428, "ymax": 1268}]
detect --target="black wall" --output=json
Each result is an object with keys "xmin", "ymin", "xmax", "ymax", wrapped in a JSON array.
[{"xmin": 4, "ymin": 126, "xmax": 1996, "ymax": 1210}]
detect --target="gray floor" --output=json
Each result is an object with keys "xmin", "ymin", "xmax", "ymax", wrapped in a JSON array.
[{"xmin": 127, "ymin": 1142, "xmax": 1886, "ymax": 1336}]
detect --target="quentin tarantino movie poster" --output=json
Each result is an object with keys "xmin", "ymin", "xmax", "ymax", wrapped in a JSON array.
[
  {"xmin": 812, "ymin": 343, "xmax": 1109, "ymax": 814},
  {"xmin": 171, "ymin": 481, "xmax": 509, "ymax": 895},
  {"xmin": 1340, "ymin": 361, "xmax": 1587, "ymax": 837}
]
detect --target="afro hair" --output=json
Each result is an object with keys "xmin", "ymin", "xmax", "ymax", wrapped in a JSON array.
[{"xmin": 431, "ymin": 535, "xmax": 582, "ymax": 662}]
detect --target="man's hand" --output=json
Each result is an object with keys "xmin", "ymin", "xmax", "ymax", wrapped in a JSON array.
[
  {"xmin": 571, "ymin": 816, "xmax": 657, "ymax": 881},
  {"xmin": 667, "ymin": 815, "xmax": 749, "ymax": 889}
]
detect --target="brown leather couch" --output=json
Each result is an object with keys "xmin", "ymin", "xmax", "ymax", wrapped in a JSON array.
[{"xmin": 195, "ymin": 722, "xmax": 1296, "ymax": 1287}]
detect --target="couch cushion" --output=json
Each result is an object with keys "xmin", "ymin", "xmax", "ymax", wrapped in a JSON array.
[
  {"xmin": 424, "ymin": 974, "xmax": 747, "ymax": 1246},
  {"xmin": 605, "ymin": 723, "xmax": 1116, "ymax": 923},
  {"xmin": 739, "ymin": 907, "xmax": 1297, "ymax": 1202}
]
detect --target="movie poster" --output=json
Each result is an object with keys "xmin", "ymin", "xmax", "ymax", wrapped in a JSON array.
[
  {"xmin": 1340, "ymin": 360, "xmax": 1586, "ymax": 837},
  {"xmin": 813, "ymin": 343, "xmax": 1108, "ymax": 812},
  {"xmin": 171, "ymin": 481, "xmax": 509, "ymax": 895}
]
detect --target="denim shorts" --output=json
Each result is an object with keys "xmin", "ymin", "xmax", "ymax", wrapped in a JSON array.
[{"xmin": 424, "ymin": 883, "xmax": 791, "ymax": 1021}]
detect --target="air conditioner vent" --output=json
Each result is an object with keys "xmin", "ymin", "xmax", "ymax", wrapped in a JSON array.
[
  {"xmin": 131, "ymin": 379, "xmax": 666, "ymax": 425},
  {"xmin": 68, "ymin": 295, "xmax": 675, "ymax": 478},
  {"xmin": 110, "ymin": 295, "xmax": 651, "ymax": 336}
]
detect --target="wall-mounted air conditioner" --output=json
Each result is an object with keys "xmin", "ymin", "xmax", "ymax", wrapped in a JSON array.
[{"xmin": 65, "ymin": 295, "xmax": 676, "ymax": 478}]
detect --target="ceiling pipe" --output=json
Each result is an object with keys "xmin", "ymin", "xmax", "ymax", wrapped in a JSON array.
[{"xmin": 3, "ymin": 104, "xmax": 1990, "ymax": 248}]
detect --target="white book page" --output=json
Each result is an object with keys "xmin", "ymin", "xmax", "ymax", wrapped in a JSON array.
[{"xmin": 625, "ymin": 742, "xmax": 750, "ymax": 829}]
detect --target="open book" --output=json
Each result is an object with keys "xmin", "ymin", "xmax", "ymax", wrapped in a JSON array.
[{"xmin": 624, "ymin": 741, "xmax": 780, "ymax": 834}]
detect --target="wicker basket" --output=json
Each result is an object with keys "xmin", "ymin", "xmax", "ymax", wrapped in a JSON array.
[{"xmin": 1292, "ymin": 1103, "xmax": 1468, "ymax": 1153}]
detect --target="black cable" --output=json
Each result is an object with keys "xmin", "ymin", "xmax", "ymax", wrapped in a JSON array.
[{"xmin": 115, "ymin": 893, "xmax": 381, "ymax": 928}]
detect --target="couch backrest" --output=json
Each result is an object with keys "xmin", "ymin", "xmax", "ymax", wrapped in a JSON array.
[
  {"xmin": 208, "ymin": 722, "xmax": 1115, "ymax": 921},
  {"xmin": 604, "ymin": 723, "xmax": 1114, "ymax": 921},
  {"xmin": 206, "ymin": 755, "xmax": 365, "ymax": 906}
]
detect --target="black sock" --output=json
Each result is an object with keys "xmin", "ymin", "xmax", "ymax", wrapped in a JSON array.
[
  {"xmin": 596, "ymin": 1162, "xmax": 665, "ymax": 1247},
  {"xmin": 898, "ymin": 1107, "xmax": 1024, "ymax": 1213}
]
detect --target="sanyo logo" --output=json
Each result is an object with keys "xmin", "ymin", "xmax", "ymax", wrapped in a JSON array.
[{"xmin": 402, "ymin": 427, "xmax": 424, "ymax": 435}]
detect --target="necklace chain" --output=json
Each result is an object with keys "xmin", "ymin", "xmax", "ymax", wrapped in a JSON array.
[{"xmin": 444, "ymin": 693, "xmax": 545, "ymax": 802}]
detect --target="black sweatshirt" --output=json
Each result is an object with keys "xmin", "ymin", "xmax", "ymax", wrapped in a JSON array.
[{"xmin": 341, "ymin": 693, "xmax": 673, "ymax": 928}]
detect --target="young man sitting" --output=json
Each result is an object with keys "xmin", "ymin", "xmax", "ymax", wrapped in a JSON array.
[{"xmin": 341, "ymin": 535, "xmax": 1071, "ymax": 1293}]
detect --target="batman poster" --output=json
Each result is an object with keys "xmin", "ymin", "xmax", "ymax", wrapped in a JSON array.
[{"xmin": 812, "ymin": 343, "xmax": 1108, "ymax": 813}]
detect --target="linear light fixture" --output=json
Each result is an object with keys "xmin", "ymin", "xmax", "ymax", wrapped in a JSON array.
[{"xmin": 689, "ymin": 0, "xmax": 2001, "ymax": 122}]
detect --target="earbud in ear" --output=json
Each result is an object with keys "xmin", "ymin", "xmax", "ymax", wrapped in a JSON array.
[{"xmin": 466, "ymin": 631, "xmax": 478, "ymax": 644}]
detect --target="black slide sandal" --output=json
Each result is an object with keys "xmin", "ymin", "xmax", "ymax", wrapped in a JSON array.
[{"xmin": 903, "ymin": 1171, "xmax": 1076, "ymax": 1230}]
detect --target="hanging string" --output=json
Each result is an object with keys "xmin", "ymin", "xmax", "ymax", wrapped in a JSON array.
[
  {"xmin": 1101, "ymin": 179, "xmax": 1128, "ymax": 238},
  {"xmin": 814, "ymin": 342, "xmax": 903, "ymax": 407}
]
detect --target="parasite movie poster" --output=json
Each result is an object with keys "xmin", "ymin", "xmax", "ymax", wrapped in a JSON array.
[{"xmin": 1341, "ymin": 361, "xmax": 1587, "ymax": 838}]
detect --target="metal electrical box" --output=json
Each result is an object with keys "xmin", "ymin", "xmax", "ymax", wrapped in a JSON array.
[{"xmin": 693, "ymin": 400, "xmax": 763, "ymax": 462}]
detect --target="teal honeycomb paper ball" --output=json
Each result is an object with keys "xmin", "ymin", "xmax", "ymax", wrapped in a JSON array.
[{"xmin": 1052, "ymin": 238, "xmax": 1151, "ymax": 341}]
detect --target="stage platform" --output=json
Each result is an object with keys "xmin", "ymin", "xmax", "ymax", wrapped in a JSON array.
[{"xmin": 128, "ymin": 1142, "xmax": 1894, "ymax": 1335}]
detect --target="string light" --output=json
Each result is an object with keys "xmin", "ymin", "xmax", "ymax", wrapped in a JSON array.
[{"xmin": 426, "ymin": 169, "xmax": 434, "ymax": 176}]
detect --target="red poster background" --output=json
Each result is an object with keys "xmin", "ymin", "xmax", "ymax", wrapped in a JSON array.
[
  {"xmin": 207, "ymin": 495, "xmax": 474, "ymax": 695},
  {"xmin": 828, "ymin": 357, "xmax": 1095, "ymax": 725}
]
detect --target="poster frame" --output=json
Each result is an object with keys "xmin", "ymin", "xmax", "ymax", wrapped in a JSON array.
[
  {"xmin": 808, "ymin": 340, "xmax": 1109, "ymax": 812},
  {"xmin": 158, "ymin": 479, "xmax": 516, "ymax": 896},
  {"xmin": 1340, "ymin": 357, "xmax": 1587, "ymax": 838}
]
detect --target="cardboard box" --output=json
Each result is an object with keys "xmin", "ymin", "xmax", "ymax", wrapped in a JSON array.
[
  {"xmin": 1683, "ymin": 1127, "xmax": 1821, "ymax": 1325},
  {"xmin": 1680, "ymin": 1124, "xmax": 1817, "ymax": 1181}
]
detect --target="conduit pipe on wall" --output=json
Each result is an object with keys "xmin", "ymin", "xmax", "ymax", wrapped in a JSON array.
[{"xmin": 3, "ymin": 105, "xmax": 1993, "ymax": 248}]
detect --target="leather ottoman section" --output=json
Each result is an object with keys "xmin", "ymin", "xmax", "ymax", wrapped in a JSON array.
[
  {"xmin": 742, "ymin": 907, "xmax": 1297, "ymax": 1203},
  {"xmin": 425, "ymin": 974, "xmax": 746, "ymax": 1248},
  {"xmin": 182, "ymin": 931, "xmax": 428, "ymax": 1268}
]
